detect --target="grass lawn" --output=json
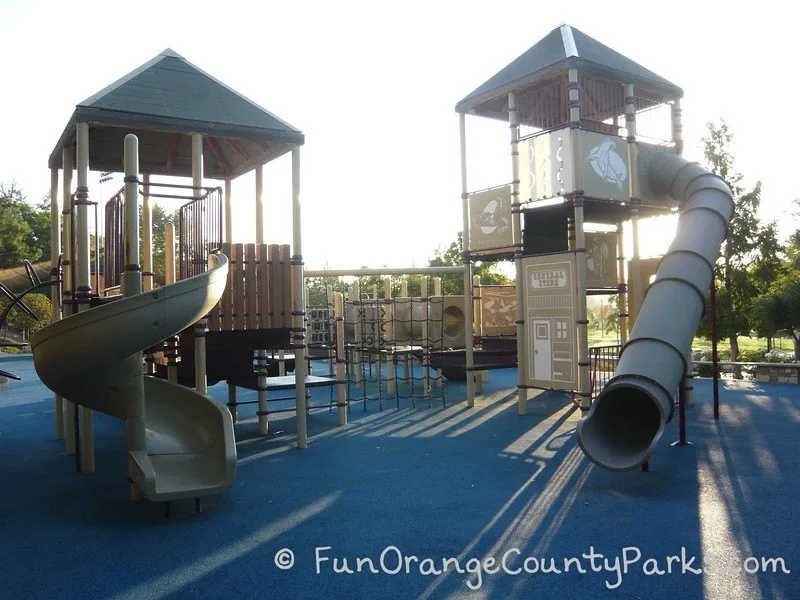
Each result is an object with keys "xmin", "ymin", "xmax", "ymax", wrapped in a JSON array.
[{"xmin": 588, "ymin": 331, "xmax": 794, "ymax": 354}]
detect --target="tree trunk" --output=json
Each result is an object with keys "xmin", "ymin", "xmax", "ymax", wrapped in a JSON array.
[{"xmin": 730, "ymin": 335, "xmax": 742, "ymax": 379}]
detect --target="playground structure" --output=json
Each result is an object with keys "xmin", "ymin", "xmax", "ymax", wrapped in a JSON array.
[
  {"xmin": 20, "ymin": 25, "xmax": 736, "ymax": 513},
  {"xmin": 455, "ymin": 24, "xmax": 732, "ymax": 470},
  {"xmin": 31, "ymin": 49, "xmax": 317, "ymax": 504}
]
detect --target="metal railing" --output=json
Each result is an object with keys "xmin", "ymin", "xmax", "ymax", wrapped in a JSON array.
[
  {"xmin": 104, "ymin": 188, "xmax": 125, "ymax": 289},
  {"xmin": 178, "ymin": 186, "xmax": 223, "ymax": 280},
  {"xmin": 589, "ymin": 344, "xmax": 622, "ymax": 398}
]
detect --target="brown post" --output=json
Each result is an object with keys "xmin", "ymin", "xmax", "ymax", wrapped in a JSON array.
[{"xmin": 711, "ymin": 270, "xmax": 720, "ymax": 420}]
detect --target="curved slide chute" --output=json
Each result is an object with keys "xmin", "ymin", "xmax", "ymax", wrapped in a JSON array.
[
  {"xmin": 577, "ymin": 154, "xmax": 734, "ymax": 471},
  {"xmin": 31, "ymin": 254, "xmax": 236, "ymax": 501}
]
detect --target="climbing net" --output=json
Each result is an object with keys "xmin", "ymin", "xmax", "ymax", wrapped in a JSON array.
[{"xmin": 305, "ymin": 293, "xmax": 446, "ymax": 411}]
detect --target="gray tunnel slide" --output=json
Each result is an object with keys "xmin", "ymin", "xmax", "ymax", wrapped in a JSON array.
[
  {"xmin": 31, "ymin": 254, "xmax": 236, "ymax": 501},
  {"xmin": 577, "ymin": 154, "xmax": 734, "ymax": 471}
]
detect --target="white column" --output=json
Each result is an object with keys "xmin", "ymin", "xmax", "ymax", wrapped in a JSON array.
[
  {"xmin": 254, "ymin": 164, "xmax": 269, "ymax": 435},
  {"xmin": 625, "ymin": 84, "xmax": 643, "ymax": 324},
  {"xmin": 225, "ymin": 176, "xmax": 235, "ymax": 410},
  {"xmin": 291, "ymin": 148, "xmax": 309, "ymax": 448},
  {"xmin": 458, "ymin": 112, "xmax": 475, "ymax": 407},
  {"xmin": 191, "ymin": 133, "xmax": 208, "ymax": 394},
  {"xmin": 255, "ymin": 165, "xmax": 264, "ymax": 243},
  {"xmin": 76, "ymin": 122, "xmax": 95, "ymax": 474},
  {"xmin": 672, "ymin": 98, "xmax": 684, "ymax": 156},
  {"xmin": 508, "ymin": 93, "xmax": 526, "ymax": 414},
  {"xmin": 123, "ymin": 134, "xmax": 146, "ymax": 499},
  {"xmin": 142, "ymin": 174, "xmax": 153, "ymax": 292},
  {"xmin": 569, "ymin": 70, "xmax": 591, "ymax": 412},
  {"xmin": 574, "ymin": 201, "xmax": 591, "ymax": 411},
  {"xmin": 165, "ymin": 222, "xmax": 178, "ymax": 384},
  {"xmin": 62, "ymin": 149, "xmax": 75, "ymax": 455},
  {"xmin": 50, "ymin": 168, "xmax": 64, "ymax": 440},
  {"xmin": 224, "ymin": 178, "xmax": 233, "ymax": 243},
  {"xmin": 617, "ymin": 223, "xmax": 628, "ymax": 344}
]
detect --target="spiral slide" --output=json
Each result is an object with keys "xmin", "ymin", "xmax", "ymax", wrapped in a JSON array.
[{"xmin": 30, "ymin": 254, "xmax": 236, "ymax": 501}]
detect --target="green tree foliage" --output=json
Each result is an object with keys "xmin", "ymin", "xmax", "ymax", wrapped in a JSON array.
[
  {"xmin": 428, "ymin": 231, "xmax": 510, "ymax": 296},
  {"xmin": 0, "ymin": 182, "xmax": 50, "ymax": 267},
  {"xmin": 136, "ymin": 203, "xmax": 179, "ymax": 287},
  {"xmin": 0, "ymin": 292, "xmax": 52, "ymax": 338},
  {"xmin": 696, "ymin": 121, "xmax": 772, "ymax": 377},
  {"xmin": 754, "ymin": 279, "xmax": 800, "ymax": 365}
]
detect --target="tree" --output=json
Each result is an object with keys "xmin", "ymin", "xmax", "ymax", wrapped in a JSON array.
[
  {"xmin": 0, "ymin": 292, "xmax": 52, "ymax": 339},
  {"xmin": 18, "ymin": 195, "xmax": 52, "ymax": 261},
  {"xmin": 428, "ymin": 231, "xmax": 510, "ymax": 296},
  {"xmin": 137, "ymin": 203, "xmax": 179, "ymax": 286},
  {"xmin": 0, "ymin": 183, "xmax": 53, "ymax": 268},
  {"xmin": 697, "ymin": 121, "xmax": 768, "ymax": 378},
  {"xmin": 754, "ymin": 280, "xmax": 800, "ymax": 379},
  {"xmin": 749, "ymin": 221, "xmax": 787, "ymax": 350},
  {"xmin": 0, "ymin": 183, "xmax": 38, "ymax": 267}
]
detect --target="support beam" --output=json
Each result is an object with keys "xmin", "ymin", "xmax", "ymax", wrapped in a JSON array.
[
  {"xmin": 616, "ymin": 223, "xmax": 628, "ymax": 344},
  {"xmin": 625, "ymin": 84, "xmax": 643, "ymax": 324},
  {"xmin": 568, "ymin": 68, "xmax": 591, "ymax": 412},
  {"xmin": 142, "ymin": 174, "xmax": 153, "ymax": 292},
  {"xmin": 509, "ymin": 93, "xmax": 526, "ymax": 414},
  {"xmin": 191, "ymin": 133, "xmax": 208, "ymax": 395},
  {"xmin": 206, "ymin": 136, "xmax": 232, "ymax": 173},
  {"xmin": 255, "ymin": 165, "xmax": 264, "ymax": 244},
  {"xmin": 165, "ymin": 224, "xmax": 179, "ymax": 385},
  {"xmin": 458, "ymin": 112, "xmax": 475, "ymax": 407},
  {"xmin": 224, "ymin": 179, "xmax": 233, "ymax": 243},
  {"xmin": 671, "ymin": 99, "xmax": 684, "ymax": 156},
  {"xmin": 304, "ymin": 266, "xmax": 465, "ymax": 278},
  {"xmin": 224, "ymin": 138, "xmax": 251, "ymax": 162},
  {"xmin": 292, "ymin": 148, "xmax": 308, "ymax": 448},
  {"xmin": 334, "ymin": 292, "xmax": 347, "ymax": 425},
  {"xmin": 75, "ymin": 121, "xmax": 94, "ymax": 474},
  {"xmin": 123, "ymin": 134, "xmax": 146, "ymax": 500},
  {"xmin": 254, "ymin": 164, "xmax": 268, "ymax": 434},
  {"xmin": 166, "ymin": 134, "xmax": 180, "ymax": 170},
  {"xmin": 62, "ymin": 148, "xmax": 75, "ymax": 455},
  {"xmin": 574, "ymin": 201, "xmax": 590, "ymax": 411},
  {"xmin": 50, "ymin": 168, "xmax": 64, "ymax": 440}
]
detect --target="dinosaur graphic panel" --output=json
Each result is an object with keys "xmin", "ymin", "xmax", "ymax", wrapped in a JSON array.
[
  {"xmin": 469, "ymin": 185, "xmax": 514, "ymax": 251},
  {"xmin": 581, "ymin": 131, "xmax": 629, "ymax": 201}
]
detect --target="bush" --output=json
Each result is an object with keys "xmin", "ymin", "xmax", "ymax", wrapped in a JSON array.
[{"xmin": 738, "ymin": 348, "xmax": 767, "ymax": 363}]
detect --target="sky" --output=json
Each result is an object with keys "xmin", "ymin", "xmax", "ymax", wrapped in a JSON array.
[{"xmin": 0, "ymin": 0, "xmax": 796, "ymax": 270}]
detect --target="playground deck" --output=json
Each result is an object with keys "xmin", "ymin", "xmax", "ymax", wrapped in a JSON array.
[{"xmin": 0, "ymin": 356, "xmax": 797, "ymax": 600}]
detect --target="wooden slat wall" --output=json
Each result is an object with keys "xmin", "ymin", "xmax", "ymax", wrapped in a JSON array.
[
  {"xmin": 257, "ymin": 243, "xmax": 270, "ymax": 329},
  {"xmin": 280, "ymin": 245, "xmax": 292, "ymax": 328},
  {"xmin": 269, "ymin": 244, "xmax": 283, "ymax": 328},
  {"xmin": 208, "ymin": 242, "xmax": 293, "ymax": 331},
  {"xmin": 233, "ymin": 244, "xmax": 245, "ymax": 330},
  {"xmin": 221, "ymin": 243, "xmax": 233, "ymax": 330},
  {"xmin": 245, "ymin": 244, "xmax": 258, "ymax": 329}
]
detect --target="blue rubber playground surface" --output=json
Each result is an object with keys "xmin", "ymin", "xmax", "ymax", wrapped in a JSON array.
[{"xmin": 1, "ymin": 355, "xmax": 797, "ymax": 600}]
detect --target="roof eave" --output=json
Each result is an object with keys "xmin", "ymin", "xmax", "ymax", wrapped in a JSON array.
[
  {"xmin": 76, "ymin": 106, "xmax": 304, "ymax": 145},
  {"xmin": 48, "ymin": 111, "xmax": 78, "ymax": 169}
]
